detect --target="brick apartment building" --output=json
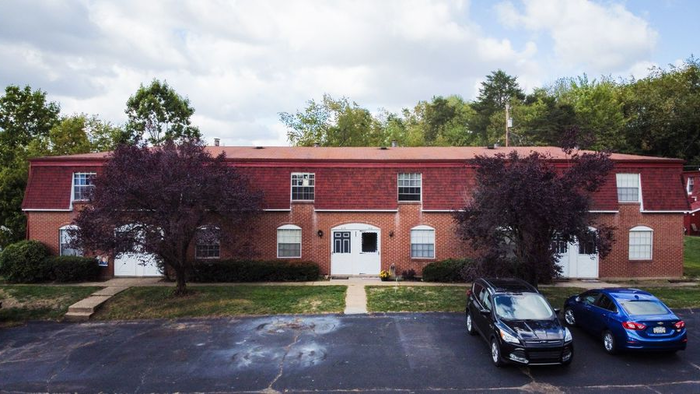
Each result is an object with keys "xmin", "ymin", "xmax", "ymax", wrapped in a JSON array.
[
  {"xmin": 22, "ymin": 146, "xmax": 688, "ymax": 279},
  {"xmin": 683, "ymin": 169, "xmax": 700, "ymax": 235}
]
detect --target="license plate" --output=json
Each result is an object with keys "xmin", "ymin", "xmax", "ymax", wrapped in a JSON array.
[{"xmin": 653, "ymin": 326, "xmax": 666, "ymax": 334}]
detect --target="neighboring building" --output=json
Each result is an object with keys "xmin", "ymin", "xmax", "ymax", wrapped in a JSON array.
[
  {"xmin": 22, "ymin": 146, "xmax": 688, "ymax": 279},
  {"xmin": 683, "ymin": 170, "xmax": 700, "ymax": 235}
]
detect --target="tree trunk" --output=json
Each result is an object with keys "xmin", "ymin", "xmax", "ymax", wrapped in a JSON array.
[{"xmin": 173, "ymin": 267, "xmax": 188, "ymax": 296}]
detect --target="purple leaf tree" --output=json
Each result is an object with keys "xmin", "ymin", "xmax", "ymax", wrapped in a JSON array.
[
  {"xmin": 454, "ymin": 148, "xmax": 615, "ymax": 287},
  {"xmin": 73, "ymin": 140, "xmax": 263, "ymax": 295}
]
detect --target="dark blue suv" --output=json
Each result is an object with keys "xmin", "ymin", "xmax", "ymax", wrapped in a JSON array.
[{"xmin": 563, "ymin": 288, "xmax": 687, "ymax": 354}]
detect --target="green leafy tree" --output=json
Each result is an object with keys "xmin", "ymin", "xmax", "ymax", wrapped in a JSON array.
[
  {"xmin": 512, "ymin": 88, "xmax": 577, "ymax": 146},
  {"xmin": 125, "ymin": 79, "xmax": 201, "ymax": 145},
  {"xmin": 281, "ymin": 94, "xmax": 385, "ymax": 147},
  {"xmin": 0, "ymin": 85, "xmax": 60, "ymax": 247},
  {"xmin": 549, "ymin": 76, "xmax": 626, "ymax": 151},
  {"xmin": 622, "ymin": 58, "xmax": 700, "ymax": 164},
  {"xmin": 472, "ymin": 70, "xmax": 525, "ymax": 145},
  {"xmin": 30, "ymin": 114, "xmax": 127, "ymax": 157}
]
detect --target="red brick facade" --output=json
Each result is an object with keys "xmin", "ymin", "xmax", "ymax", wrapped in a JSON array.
[{"xmin": 23, "ymin": 146, "xmax": 689, "ymax": 279}]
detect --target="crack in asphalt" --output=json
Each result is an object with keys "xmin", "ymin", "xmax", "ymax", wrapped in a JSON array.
[{"xmin": 265, "ymin": 329, "xmax": 302, "ymax": 393}]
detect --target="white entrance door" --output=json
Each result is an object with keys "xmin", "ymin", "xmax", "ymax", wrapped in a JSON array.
[
  {"xmin": 114, "ymin": 225, "xmax": 162, "ymax": 277},
  {"xmin": 556, "ymin": 237, "xmax": 598, "ymax": 279},
  {"xmin": 330, "ymin": 223, "xmax": 381, "ymax": 275},
  {"xmin": 114, "ymin": 252, "xmax": 161, "ymax": 277}
]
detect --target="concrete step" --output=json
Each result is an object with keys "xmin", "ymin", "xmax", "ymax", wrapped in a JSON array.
[{"xmin": 64, "ymin": 311, "xmax": 92, "ymax": 322}]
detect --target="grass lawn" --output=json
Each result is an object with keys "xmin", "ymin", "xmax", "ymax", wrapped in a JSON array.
[
  {"xmin": 367, "ymin": 286, "xmax": 467, "ymax": 312},
  {"xmin": 684, "ymin": 236, "xmax": 700, "ymax": 278},
  {"xmin": 0, "ymin": 285, "xmax": 101, "ymax": 325},
  {"xmin": 93, "ymin": 285, "xmax": 347, "ymax": 320},
  {"xmin": 366, "ymin": 285, "xmax": 700, "ymax": 312}
]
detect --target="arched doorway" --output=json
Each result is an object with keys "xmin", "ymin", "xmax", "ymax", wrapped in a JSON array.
[{"xmin": 330, "ymin": 223, "xmax": 381, "ymax": 275}]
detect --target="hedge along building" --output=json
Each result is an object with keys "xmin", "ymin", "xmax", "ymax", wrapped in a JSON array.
[{"xmin": 22, "ymin": 146, "xmax": 688, "ymax": 280}]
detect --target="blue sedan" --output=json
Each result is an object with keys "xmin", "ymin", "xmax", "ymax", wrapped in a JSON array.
[{"xmin": 563, "ymin": 288, "xmax": 687, "ymax": 354}]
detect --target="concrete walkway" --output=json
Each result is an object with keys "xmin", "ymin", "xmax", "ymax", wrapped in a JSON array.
[{"xmin": 64, "ymin": 277, "xmax": 684, "ymax": 320}]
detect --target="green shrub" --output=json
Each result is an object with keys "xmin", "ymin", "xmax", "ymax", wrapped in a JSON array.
[
  {"xmin": 0, "ymin": 240, "xmax": 51, "ymax": 283},
  {"xmin": 47, "ymin": 256, "xmax": 102, "ymax": 283},
  {"xmin": 189, "ymin": 260, "xmax": 320, "ymax": 282},
  {"xmin": 421, "ymin": 258, "xmax": 472, "ymax": 282}
]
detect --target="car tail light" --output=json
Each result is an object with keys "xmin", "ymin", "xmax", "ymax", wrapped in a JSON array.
[
  {"xmin": 674, "ymin": 321, "xmax": 685, "ymax": 329},
  {"xmin": 622, "ymin": 321, "xmax": 646, "ymax": 330}
]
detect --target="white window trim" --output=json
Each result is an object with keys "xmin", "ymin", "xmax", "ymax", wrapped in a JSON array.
[
  {"xmin": 410, "ymin": 225, "xmax": 435, "ymax": 259},
  {"xmin": 71, "ymin": 172, "xmax": 96, "ymax": 202},
  {"xmin": 615, "ymin": 173, "xmax": 641, "ymax": 204},
  {"xmin": 195, "ymin": 225, "xmax": 221, "ymax": 260},
  {"xmin": 59, "ymin": 225, "xmax": 81, "ymax": 256},
  {"xmin": 398, "ymin": 173, "xmax": 422, "ymax": 202},
  {"xmin": 277, "ymin": 224, "xmax": 302, "ymax": 258},
  {"xmin": 629, "ymin": 225, "xmax": 653, "ymax": 261},
  {"xmin": 290, "ymin": 173, "xmax": 315, "ymax": 202}
]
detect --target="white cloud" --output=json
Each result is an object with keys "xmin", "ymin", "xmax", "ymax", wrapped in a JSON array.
[{"xmin": 495, "ymin": 0, "xmax": 658, "ymax": 74}]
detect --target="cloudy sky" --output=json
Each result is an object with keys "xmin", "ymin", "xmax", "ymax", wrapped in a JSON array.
[{"xmin": 0, "ymin": 0, "xmax": 696, "ymax": 146}]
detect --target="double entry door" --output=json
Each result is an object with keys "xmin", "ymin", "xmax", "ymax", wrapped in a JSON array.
[{"xmin": 330, "ymin": 223, "xmax": 380, "ymax": 275}]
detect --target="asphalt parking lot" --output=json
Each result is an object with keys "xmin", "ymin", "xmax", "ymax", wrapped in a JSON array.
[{"xmin": 1, "ymin": 311, "xmax": 699, "ymax": 393}]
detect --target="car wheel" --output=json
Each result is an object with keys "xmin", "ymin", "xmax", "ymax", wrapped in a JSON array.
[
  {"xmin": 563, "ymin": 308, "xmax": 576, "ymax": 326},
  {"xmin": 466, "ymin": 309, "xmax": 477, "ymax": 336},
  {"xmin": 490, "ymin": 338, "xmax": 504, "ymax": 367},
  {"xmin": 602, "ymin": 330, "xmax": 617, "ymax": 355}
]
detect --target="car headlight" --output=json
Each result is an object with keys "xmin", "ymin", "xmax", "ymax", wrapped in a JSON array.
[
  {"xmin": 499, "ymin": 328, "xmax": 520, "ymax": 345},
  {"xmin": 564, "ymin": 327, "xmax": 572, "ymax": 343}
]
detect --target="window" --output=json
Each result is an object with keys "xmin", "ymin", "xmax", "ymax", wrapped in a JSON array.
[
  {"xmin": 73, "ymin": 172, "xmax": 96, "ymax": 201},
  {"xmin": 398, "ymin": 173, "xmax": 421, "ymax": 201},
  {"xmin": 410, "ymin": 226, "xmax": 435, "ymax": 258},
  {"xmin": 361, "ymin": 232, "xmax": 378, "ymax": 253},
  {"xmin": 195, "ymin": 226, "xmax": 220, "ymax": 259},
  {"xmin": 291, "ymin": 173, "xmax": 314, "ymax": 201},
  {"xmin": 59, "ymin": 225, "xmax": 82, "ymax": 256},
  {"xmin": 333, "ymin": 231, "xmax": 351, "ymax": 254},
  {"xmin": 277, "ymin": 225, "xmax": 301, "ymax": 258},
  {"xmin": 595, "ymin": 295, "xmax": 617, "ymax": 312},
  {"xmin": 551, "ymin": 235, "xmax": 568, "ymax": 254},
  {"xmin": 616, "ymin": 173, "xmax": 640, "ymax": 202},
  {"xmin": 582, "ymin": 291, "xmax": 599, "ymax": 305},
  {"xmin": 629, "ymin": 226, "xmax": 653, "ymax": 260},
  {"xmin": 688, "ymin": 177, "xmax": 695, "ymax": 194},
  {"xmin": 578, "ymin": 239, "xmax": 597, "ymax": 255}
]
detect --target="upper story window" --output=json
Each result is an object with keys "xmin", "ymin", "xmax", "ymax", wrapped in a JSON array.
[
  {"xmin": 688, "ymin": 177, "xmax": 695, "ymax": 194},
  {"xmin": 73, "ymin": 172, "xmax": 96, "ymax": 201},
  {"xmin": 277, "ymin": 224, "xmax": 302, "ymax": 258},
  {"xmin": 398, "ymin": 173, "xmax": 421, "ymax": 201},
  {"xmin": 195, "ymin": 226, "xmax": 220, "ymax": 259},
  {"xmin": 410, "ymin": 225, "xmax": 435, "ymax": 258},
  {"xmin": 291, "ymin": 173, "xmax": 315, "ymax": 201},
  {"xmin": 629, "ymin": 225, "xmax": 653, "ymax": 260},
  {"xmin": 59, "ymin": 225, "xmax": 82, "ymax": 256},
  {"xmin": 616, "ymin": 173, "xmax": 640, "ymax": 203}
]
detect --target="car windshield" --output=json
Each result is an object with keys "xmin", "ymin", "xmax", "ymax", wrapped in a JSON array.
[
  {"xmin": 494, "ymin": 293, "xmax": 554, "ymax": 320},
  {"xmin": 618, "ymin": 300, "xmax": 668, "ymax": 316}
]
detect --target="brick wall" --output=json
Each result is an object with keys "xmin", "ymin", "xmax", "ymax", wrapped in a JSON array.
[{"xmin": 595, "ymin": 204, "xmax": 684, "ymax": 279}]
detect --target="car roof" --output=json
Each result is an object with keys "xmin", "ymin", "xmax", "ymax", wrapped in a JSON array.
[
  {"xmin": 480, "ymin": 278, "xmax": 538, "ymax": 294},
  {"xmin": 583, "ymin": 288, "xmax": 659, "ymax": 302}
]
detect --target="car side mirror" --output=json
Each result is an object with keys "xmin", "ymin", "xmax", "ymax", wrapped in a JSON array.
[
  {"xmin": 575, "ymin": 296, "xmax": 581, "ymax": 303},
  {"xmin": 479, "ymin": 308, "xmax": 490, "ymax": 315},
  {"xmin": 554, "ymin": 308, "xmax": 561, "ymax": 315}
]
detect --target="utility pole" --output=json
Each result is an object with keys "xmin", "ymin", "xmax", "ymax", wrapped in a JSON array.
[{"xmin": 505, "ymin": 102, "xmax": 511, "ymax": 147}]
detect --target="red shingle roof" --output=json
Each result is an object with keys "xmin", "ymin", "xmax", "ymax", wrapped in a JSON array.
[{"xmin": 32, "ymin": 146, "xmax": 684, "ymax": 163}]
